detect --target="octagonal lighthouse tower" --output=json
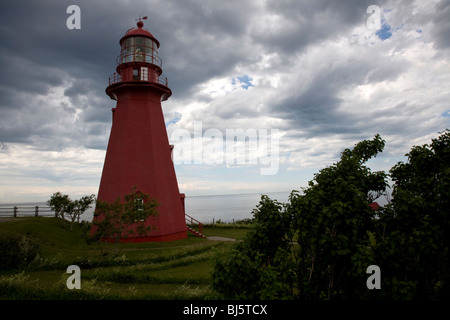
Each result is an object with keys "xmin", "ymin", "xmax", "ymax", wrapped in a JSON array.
[{"xmin": 93, "ymin": 20, "xmax": 187, "ymax": 242}]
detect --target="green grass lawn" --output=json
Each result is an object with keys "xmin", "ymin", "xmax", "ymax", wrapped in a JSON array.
[{"xmin": 0, "ymin": 217, "xmax": 249, "ymax": 299}]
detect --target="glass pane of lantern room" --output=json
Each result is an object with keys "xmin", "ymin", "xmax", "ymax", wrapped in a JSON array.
[
  {"xmin": 123, "ymin": 38, "xmax": 134, "ymax": 63},
  {"xmin": 151, "ymin": 40, "xmax": 158, "ymax": 64},
  {"xmin": 135, "ymin": 37, "xmax": 144, "ymax": 46},
  {"xmin": 135, "ymin": 37, "xmax": 146, "ymax": 62},
  {"xmin": 129, "ymin": 38, "xmax": 136, "ymax": 62},
  {"xmin": 143, "ymin": 40, "xmax": 151, "ymax": 59},
  {"xmin": 143, "ymin": 38, "xmax": 151, "ymax": 63}
]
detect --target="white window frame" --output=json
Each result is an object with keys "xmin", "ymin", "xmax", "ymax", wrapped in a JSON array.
[{"xmin": 140, "ymin": 67, "xmax": 148, "ymax": 81}]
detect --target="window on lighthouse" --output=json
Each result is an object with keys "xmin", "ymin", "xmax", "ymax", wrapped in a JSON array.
[
  {"xmin": 140, "ymin": 67, "xmax": 148, "ymax": 81},
  {"xmin": 133, "ymin": 68, "xmax": 139, "ymax": 80},
  {"xmin": 135, "ymin": 198, "xmax": 144, "ymax": 221}
]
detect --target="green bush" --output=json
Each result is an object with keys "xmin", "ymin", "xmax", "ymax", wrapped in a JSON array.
[
  {"xmin": 212, "ymin": 195, "xmax": 296, "ymax": 299},
  {"xmin": 0, "ymin": 236, "xmax": 40, "ymax": 271},
  {"xmin": 212, "ymin": 132, "xmax": 450, "ymax": 300}
]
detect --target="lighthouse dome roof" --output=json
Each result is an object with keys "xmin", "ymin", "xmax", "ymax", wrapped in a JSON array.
[{"xmin": 120, "ymin": 21, "xmax": 160, "ymax": 48}]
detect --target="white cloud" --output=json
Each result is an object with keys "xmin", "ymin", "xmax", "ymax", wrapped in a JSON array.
[
  {"xmin": 164, "ymin": 0, "xmax": 449, "ymax": 196},
  {"xmin": 1, "ymin": 0, "xmax": 449, "ymax": 202},
  {"xmin": 0, "ymin": 143, "xmax": 104, "ymax": 203}
]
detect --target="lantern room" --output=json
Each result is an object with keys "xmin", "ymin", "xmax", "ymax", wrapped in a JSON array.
[
  {"xmin": 119, "ymin": 20, "xmax": 160, "ymax": 66},
  {"xmin": 107, "ymin": 20, "xmax": 169, "ymax": 97}
]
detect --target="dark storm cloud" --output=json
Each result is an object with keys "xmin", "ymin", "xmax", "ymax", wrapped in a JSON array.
[
  {"xmin": 0, "ymin": 54, "xmax": 66, "ymax": 95},
  {"xmin": 0, "ymin": 0, "xmax": 112, "ymax": 84},
  {"xmin": 0, "ymin": 0, "xmax": 124, "ymax": 149},
  {"xmin": 271, "ymin": 50, "xmax": 410, "ymax": 138},
  {"xmin": 154, "ymin": 0, "xmax": 259, "ymax": 99},
  {"xmin": 0, "ymin": 0, "xmax": 374, "ymax": 111},
  {"xmin": 252, "ymin": 0, "xmax": 374, "ymax": 55},
  {"xmin": 431, "ymin": 0, "xmax": 450, "ymax": 50},
  {"xmin": 151, "ymin": 0, "xmax": 378, "ymax": 101},
  {"xmin": 0, "ymin": 0, "xmax": 449, "ymax": 201},
  {"xmin": 0, "ymin": 0, "xmax": 449, "ymax": 154}
]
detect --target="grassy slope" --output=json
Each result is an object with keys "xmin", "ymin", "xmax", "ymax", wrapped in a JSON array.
[{"xmin": 0, "ymin": 217, "xmax": 249, "ymax": 299}]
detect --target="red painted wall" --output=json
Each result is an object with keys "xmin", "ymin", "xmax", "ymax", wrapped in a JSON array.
[{"xmin": 92, "ymin": 80, "xmax": 187, "ymax": 242}]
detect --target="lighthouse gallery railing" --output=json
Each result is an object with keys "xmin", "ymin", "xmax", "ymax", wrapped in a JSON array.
[{"xmin": 108, "ymin": 71, "xmax": 168, "ymax": 87}]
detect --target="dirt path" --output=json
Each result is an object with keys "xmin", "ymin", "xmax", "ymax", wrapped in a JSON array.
[{"xmin": 206, "ymin": 236, "xmax": 237, "ymax": 242}]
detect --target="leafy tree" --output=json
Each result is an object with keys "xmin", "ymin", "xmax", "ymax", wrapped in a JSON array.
[
  {"xmin": 212, "ymin": 132, "xmax": 449, "ymax": 300},
  {"xmin": 47, "ymin": 192, "xmax": 71, "ymax": 219},
  {"xmin": 47, "ymin": 192, "xmax": 95, "ymax": 231},
  {"xmin": 292, "ymin": 134, "xmax": 388, "ymax": 299},
  {"xmin": 92, "ymin": 188, "xmax": 159, "ymax": 253},
  {"xmin": 65, "ymin": 194, "xmax": 96, "ymax": 231},
  {"xmin": 213, "ymin": 134, "xmax": 389, "ymax": 299},
  {"xmin": 373, "ymin": 130, "xmax": 450, "ymax": 299}
]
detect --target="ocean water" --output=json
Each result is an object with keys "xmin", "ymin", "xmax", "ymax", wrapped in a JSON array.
[
  {"xmin": 185, "ymin": 191, "xmax": 290, "ymax": 223},
  {"xmin": 0, "ymin": 192, "xmax": 291, "ymax": 224}
]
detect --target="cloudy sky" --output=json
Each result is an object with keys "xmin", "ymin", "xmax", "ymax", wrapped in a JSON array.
[{"xmin": 0, "ymin": 0, "xmax": 449, "ymax": 203}]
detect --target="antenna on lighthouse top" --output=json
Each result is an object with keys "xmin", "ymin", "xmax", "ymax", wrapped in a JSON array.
[
  {"xmin": 135, "ymin": 16, "xmax": 147, "ymax": 28},
  {"xmin": 136, "ymin": 16, "xmax": 148, "ymax": 22}
]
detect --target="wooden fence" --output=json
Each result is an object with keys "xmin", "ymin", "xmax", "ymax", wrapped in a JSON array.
[{"xmin": 0, "ymin": 206, "xmax": 54, "ymax": 218}]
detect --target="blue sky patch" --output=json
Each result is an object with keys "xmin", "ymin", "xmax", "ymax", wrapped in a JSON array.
[
  {"xmin": 232, "ymin": 75, "xmax": 254, "ymax": 90},
  {"xmin": 165, "ymin": 112, "xmax": 182, "ymax": 127},
  {"xmin": 376, "ymin": 22, "xmax": 392, "ymax": 40}
]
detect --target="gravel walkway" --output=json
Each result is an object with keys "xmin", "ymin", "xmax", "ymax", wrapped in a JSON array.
[{"xmin": 206, "ymin": 236, "xmax": 237, "ymax": 242}]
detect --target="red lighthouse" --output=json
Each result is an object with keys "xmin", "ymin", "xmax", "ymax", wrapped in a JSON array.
[{"xmin": 93, "ymin": 19, "xmax": 187, "ymax": 242}]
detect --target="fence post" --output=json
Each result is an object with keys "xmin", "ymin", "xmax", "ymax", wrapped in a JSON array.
[
  {"xmin": 13, "ymin": 206, "xmax": 18, "ymax": 217},
  {"xmin": 35, "ymin": 206, "xmax": 39, "ymax": 217}
]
